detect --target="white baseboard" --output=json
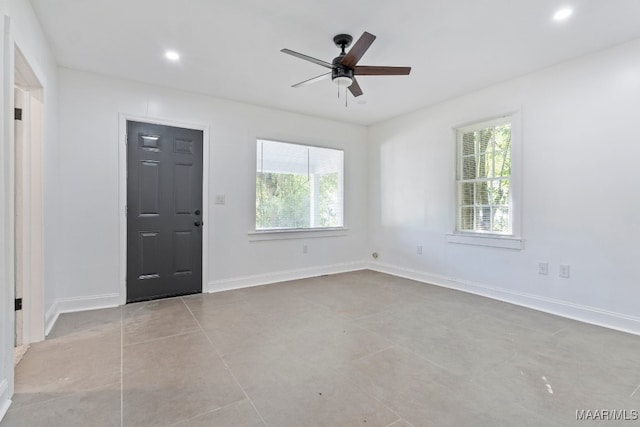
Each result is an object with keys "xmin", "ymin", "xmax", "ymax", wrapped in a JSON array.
[
  {"xmin": 44, "ymin": 262, "xmax": 367, "ymax": 334},
  {"xmin": 0, "ymin": 380, "xmax": 10, "ymax": 422},
  {"xmin": 45, "ymin": 293, "xmax": 121, "ymax": 336},
  {"xmin": 207, "ymin": 261, "xmax": 368, "ymax": 293},
  {"xmin": 0, "ymin": 399, "xmax": 10, "ymax": 424},
  {"xmin": 40, "ymin": 262, "xmax": 640, "ymax": 337},
  {"xmin": 44, "ymin": 301, "xmax": 59, "ymax": 337},
  {"xmin": 369, "ymin": 261, "xmax": 640, "ymax": 336}
]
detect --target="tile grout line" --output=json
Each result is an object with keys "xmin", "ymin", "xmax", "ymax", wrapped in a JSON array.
[
  {"xmin": 166, "ymin": 399, "xmax": 254, "ymax": 427},
  {"xmin": 350, "ymin": 344, "xmax": 398, "ymax": 363},
  {"xmin": 320, "ymin": 321, "xmax": 416, "ymax": 427},
  {"xmin": 5, "ymin": 382, "xmax": 121, "ymax": 413},
  {"xmin": 386, "ymin": 419, "xmax": 415, "ymax": 427},
  {"xmin": 349, "ymin": 307, "xmax": 397, "ymax": 322},
  {"xmin": 630, "ymin": 383, "xmax": 640, "ymax": 398},
  {"xmin": 346, "ymin": 341, "xmax": 457, "ymax": 426},
  {"xmin": 337, "ymin": 353, "xmax": 412, "ymax": 427},
  {"xmin": 351, "ymin": 321, "xmax": 453, "ymax": 374},
  {"xmin": 180, "ymin": 297, "xmax": 270, "ymax": 427},
  {"xmin": 123, "ymin": 329, "xmax": 202, "ymax": 347},
  {"xmin": 350, "ymin": 320, "xmax": 401, "ymax": 345},
  {"xmin": 550, "ymin": 323, "xmax": 573, "ymax": 337}
]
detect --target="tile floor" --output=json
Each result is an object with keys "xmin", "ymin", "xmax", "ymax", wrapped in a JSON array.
[{"xmin": 2, "ymin": 270, "xmax": 640, "ymax": 426}]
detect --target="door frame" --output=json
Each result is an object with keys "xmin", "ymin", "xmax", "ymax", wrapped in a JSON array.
[
  {"xmin": 118, "ymin": 114, "xmax": 210, "ymax": 305},
  {"xmin": 14, "ymin": 47, "xmax": 45, "ymax": 345},
  {"xmin": 1, "ymin": 15, "xmax": 15, "ymax": 415}
]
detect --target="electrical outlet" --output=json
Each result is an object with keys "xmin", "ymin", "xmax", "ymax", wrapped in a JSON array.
[
  {"xmin": 559, "ymin": 264, "xmax": 570, "ymax": 278},
  {"xmin": 214, "ymin": 194, "xmax": 226, "ymax": 205},
  {"xmin": 303, "ymin": 244, "xmax": 308, "ymax": 254},
  {"xmin": 417, "ymin": 245, "xmax": 423, "ymax": 255},
  {"xmin": 538, "ymin": 262, "xmax": 549, "ymax": 275}
]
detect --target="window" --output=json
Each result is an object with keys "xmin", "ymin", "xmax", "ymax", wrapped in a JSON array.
[
  {"xmin": 456, "ymin": 117, "xmax": 513, "ymax": 235},
  {"xmin": 256, "ymin": 139, "xmax": 344, "ymax": 230}
]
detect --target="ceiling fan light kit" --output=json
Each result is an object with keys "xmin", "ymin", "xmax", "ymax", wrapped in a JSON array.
[
  {"xmin": 333, "ymin": 76, "xmax": 353, "ymax": 88},
  {"xmin": 281, "ymin": 31, "xmax": 411, "ymax": 100}
]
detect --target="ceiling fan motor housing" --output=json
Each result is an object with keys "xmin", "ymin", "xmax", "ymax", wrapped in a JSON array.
[{"xmin": 332, "ymin": 55, "xmax": 354, "ymax": 82}]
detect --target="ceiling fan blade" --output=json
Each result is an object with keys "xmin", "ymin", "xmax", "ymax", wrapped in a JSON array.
[
  {"xmin": 354, "ymin": 66, "xmax": 411, "ymax": 75},
  {"xmin": 281, "ymin": 49, "xmax": 334, "ymax": 69},
  {"xmin": 348, "ymin": 78, "xmax": 363, "ymax": 97},
  {"xmin": 292, "ymin": 72, "xmax": 331, "ymax": 88},
  {"xmin": 341, "ymin": 32, "xmax": 376, "ymax": 68}
]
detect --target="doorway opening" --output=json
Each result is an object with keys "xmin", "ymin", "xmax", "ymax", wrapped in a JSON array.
[{"xmin": 14, "ymin": 46, "xmax": 45, "ymax": 362}]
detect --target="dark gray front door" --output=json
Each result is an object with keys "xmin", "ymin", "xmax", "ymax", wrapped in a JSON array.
[{"xmin": 127, "ymin": 121, "xmax": 203, "ymax": 302}]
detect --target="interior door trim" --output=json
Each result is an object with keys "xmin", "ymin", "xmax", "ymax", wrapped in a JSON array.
[{"xmin": 118, "ymin": 113, "xmax": 210, "ymax": 305}]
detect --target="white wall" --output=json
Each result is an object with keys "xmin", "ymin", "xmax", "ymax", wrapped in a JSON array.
[
  {"xmin": 368, "ymin": 38, "xmax": 640, "ymax": 333},
  {"xmin": 0, "ymin": 0, "xmax": 58, "ymax": 419},
  {"xmin": 54, "ymin": 68, "xmax": 368, "ymax": 311}
]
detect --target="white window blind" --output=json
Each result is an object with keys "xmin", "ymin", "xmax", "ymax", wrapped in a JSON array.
[
  {"xmin": 256, "ymin": 139, "xmax": 344, "ymax": 230},
  {"xmin": 456, "ymin": 117, "xmax": 512, "ymax": 235}
]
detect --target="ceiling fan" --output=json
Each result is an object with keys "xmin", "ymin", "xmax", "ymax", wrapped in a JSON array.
[{"xmin": 281, "ymin": 31, "xmax": 411, "ymax": 98}]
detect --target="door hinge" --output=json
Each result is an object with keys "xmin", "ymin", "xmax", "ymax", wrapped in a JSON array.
[
  {"xmin": 125, "ymin": 205, "xmax": 128, "ymax": 216},
  {"xmin": 15, "ymin": 298, "xmax": 22, "ymax": 311},
  {"xmin": 14, "ymin": 108, "xmax": 22, "ymax": 121}
]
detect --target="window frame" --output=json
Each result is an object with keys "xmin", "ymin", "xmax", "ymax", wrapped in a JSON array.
[
  {"xmin": 254, "ymin": 138, "xmax": 346, "ymax": 235},
  {"xmin": 448, "ymin": 112, "xmax": 523, "ymax": 249}
]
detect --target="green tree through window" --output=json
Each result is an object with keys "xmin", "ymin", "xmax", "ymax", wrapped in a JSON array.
[
  {"xmin": 457, "ymin": 119, "xmax": 512, "ymax": 234},
  {"xmin": 256, "ymin": 140, "xmax": 344, "ymax": 230}
]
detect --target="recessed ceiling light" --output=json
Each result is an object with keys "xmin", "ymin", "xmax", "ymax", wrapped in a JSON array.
[
  {"xmin": 553, "ymin": 8, "xmax": 573, "ymax": 21},
  {"xmin": 165, "ymin": 50, "xmax": 180, "ymax": 61}
]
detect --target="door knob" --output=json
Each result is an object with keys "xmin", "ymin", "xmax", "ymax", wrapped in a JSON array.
[
  {"xmin": 194, "ymin": 209, "xmax": 201, "ymax": 215},
  {"xmin": 194, "ymin": 221, "xmax": 201, "ymax": 227}
]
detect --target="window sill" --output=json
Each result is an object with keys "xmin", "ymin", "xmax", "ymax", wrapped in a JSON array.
[
  {"xmin": 446, "ymin": 233, "xmax": 523, "ymax": 250},
  {"xmin": 248, "ymin": 227, "xmax": 348, "ymax": 242}
]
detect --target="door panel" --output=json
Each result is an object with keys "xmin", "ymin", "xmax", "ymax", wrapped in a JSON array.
[
  {"xmin": 173, "ymin": 231, "xmax": 194, "ymax": 274},
  {"xmin": 127, "ymin": 121, "xmax": 203, "ymax": 302},
  {"xmin": 174, "ymin": 163, "xmax": 193, "ymax": 213},
  {"xmin": 139, "ymin": 161, "xmax": 160, "ymax": 214},
  {"xmin": 139, "ymin": 232, "xmax": 160, "ymax": 279}
]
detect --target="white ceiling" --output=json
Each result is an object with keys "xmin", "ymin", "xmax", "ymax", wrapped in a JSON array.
[{"xmin": 30, "ymin": 0, "xmax": 640, "ymax": 125}]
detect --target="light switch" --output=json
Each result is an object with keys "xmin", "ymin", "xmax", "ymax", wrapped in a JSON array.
[
  {"xmin": 215, "ymin": 194, "xmax": 226, "ymax": 205},
  {"xmin": 538, "ymin": 262, "xmax": 548, "ymax": 275}
]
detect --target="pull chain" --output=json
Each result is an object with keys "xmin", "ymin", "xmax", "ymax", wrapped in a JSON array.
[{"xmin": 337, "ymin": 85, "xmax": 348, "ymax": 107}]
